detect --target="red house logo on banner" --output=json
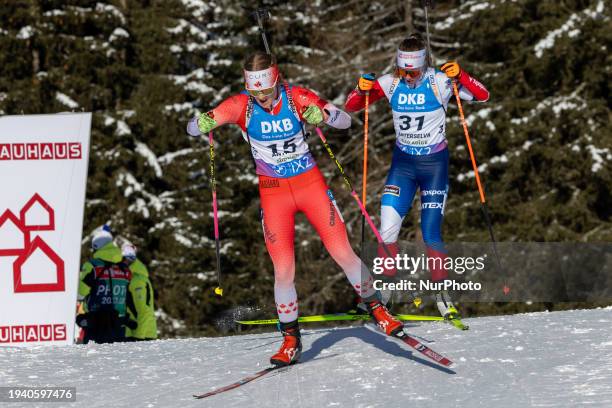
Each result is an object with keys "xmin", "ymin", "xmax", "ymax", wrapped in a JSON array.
[
  {"xmin": 0, "ymin": 194, "xmax": 64, "ymax": 293},
  {"xmin": 0, "ymin": 210, "xmax": 27, "ymax": 255}
]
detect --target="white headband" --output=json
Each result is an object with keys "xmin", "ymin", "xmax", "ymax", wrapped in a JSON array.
[
  {"xmin": 244, "ymin": 65, "xmax": 279, "ymax": 90},
  {"xmin": 396, "ymin": 49, "xmax": 427, "ymax": 69}
]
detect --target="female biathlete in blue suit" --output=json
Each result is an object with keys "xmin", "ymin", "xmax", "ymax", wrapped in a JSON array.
[{"xmin": 345, "ymin": 33, "xmax": 489, "ymax": 319}]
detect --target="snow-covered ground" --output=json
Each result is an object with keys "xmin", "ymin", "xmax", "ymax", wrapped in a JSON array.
[{"xmin": 1, "ymin": 308, "xmax": 612, "ymax": 407}]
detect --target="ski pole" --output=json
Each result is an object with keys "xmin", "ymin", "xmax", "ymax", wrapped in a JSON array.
[
  {"xmin": 252, "ymin": 7, "xmax": 271, "ymax": 54},
  {"xmin": 361, "ymin": 92, "xmax": 370, "ymax": 250},
  {"xmin": 315, "ymin": 127, "xmax": 393, "ymax": 258},
  {"xmin": 422, "ymin": 0, "xmax": 435, "ymax": 66},
  {"xmin": 208, "ymin": 131, "xmax": 223, "ymax": 296},
  {"xmin": 451, "ymin": 82, "xmax": 509, "ymax": 295}
]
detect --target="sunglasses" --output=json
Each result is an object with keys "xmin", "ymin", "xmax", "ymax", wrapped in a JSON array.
[
  {"xmin": 247, "ymin": 86, "xmax": 276, "ymax": 97},
  {"xmin": 398, "ymin": 68, "xmax": 423, "ymax": 79}
]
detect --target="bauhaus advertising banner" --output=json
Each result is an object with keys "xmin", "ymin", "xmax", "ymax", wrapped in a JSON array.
[{"xmin": 0, "ymin": 113, "xmax": 91, "ymax": 346}]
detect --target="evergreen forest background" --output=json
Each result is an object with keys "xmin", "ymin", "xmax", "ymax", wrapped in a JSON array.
[{"xmin": 0, "ymin": 0, "xmax": 610, "ymax": 336}]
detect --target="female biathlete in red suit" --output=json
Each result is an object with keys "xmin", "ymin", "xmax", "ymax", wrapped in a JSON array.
[{"xmin": 187, "ymin": 52, "xmax": 402, "ymax": 366}]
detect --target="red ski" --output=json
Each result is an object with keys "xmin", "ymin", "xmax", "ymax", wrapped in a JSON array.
[
  {"xmin": 193, "ymin": 365, "xmax": 290, "ymax": 399},
  {"xmin": 394, "ymin": 330, "xmax": 454, "ymax": 367}
]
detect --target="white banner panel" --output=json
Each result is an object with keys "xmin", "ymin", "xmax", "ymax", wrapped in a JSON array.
[{"xmin": 0, "ymin": 113, "xmax": 91, "ymax": 346}]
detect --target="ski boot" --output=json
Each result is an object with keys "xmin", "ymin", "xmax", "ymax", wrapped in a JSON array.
[
  {"xmin": 355, "ymin": 289, "xmax": 394, "ymax": 313},
  {"xmin": 435, "ymin": 290, "xmax": 468, "ymax": 330},
  {"xmin": 364, "ymin": 298, "xmax": 404, "ymax": 336},
  {"xmin": 270, "ymin": 320, "xmax": 302, "ymax": 366}
]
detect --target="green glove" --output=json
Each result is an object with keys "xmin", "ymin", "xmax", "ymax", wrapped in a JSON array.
[
  {"xmin": 302, "ymin": 105, "xmax": 324, "ymax": 126},
  {"xmin": 197, "ymin": 112, "xmax": 217, "ymax": 134}
]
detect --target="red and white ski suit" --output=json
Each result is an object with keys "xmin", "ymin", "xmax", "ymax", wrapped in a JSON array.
[{"xmin": 189, "ymin": 84, "xmax": 376, "ymax": 322}]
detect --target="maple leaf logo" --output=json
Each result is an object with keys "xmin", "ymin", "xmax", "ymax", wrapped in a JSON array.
[{"xmin": 254, "ymin": 81, "xmax": 262, "ymax": 88}]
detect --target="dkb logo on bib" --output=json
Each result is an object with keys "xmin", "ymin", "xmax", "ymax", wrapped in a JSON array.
[
  {"xmin": 261, "ymin": 119, "xmax": 294, "ymax": 134},
  {"xmin": 398, "ymin": 94, "xmax": 426, "ymax": 105}
]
